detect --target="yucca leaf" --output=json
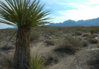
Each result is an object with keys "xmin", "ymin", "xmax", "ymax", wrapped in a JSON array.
[{"xmin": 0, "ymin": 0, "xmax": 50, "ymax": 29}]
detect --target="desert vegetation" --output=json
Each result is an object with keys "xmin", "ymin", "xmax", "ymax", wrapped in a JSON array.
[{"xmin": 0, "ymin": 26, "xmax": 99, "ymax": 69}]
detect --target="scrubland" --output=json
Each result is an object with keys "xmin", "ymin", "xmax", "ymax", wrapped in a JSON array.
[{"xmin": 0, "ymin": 26, "xmax": 99, "ymax": 69}]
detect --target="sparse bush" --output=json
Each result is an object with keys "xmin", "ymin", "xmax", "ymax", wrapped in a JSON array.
[
  {"xmin": 30, "ymin": 55, "xmax": 44, "ymax": 69},
  {"xmin": 74, "ymin": 31, "xmax": 82, "ymax": 36},
  {"xmin": 61, "ymin": 35, "xmax": 83, "ymax": 48},
  {"xmin": 30, "ymin": 31, "xmax": 40, "ymax": 42},
  {"xmin": 42, "ymin": 27, "xmax": 58, "ymax": 35},
  {"xmin": 88, "ymin": 34, "xmax": 98, "ymax": 44},
  {"xmin": 44, "ymin": 56, "xmax": 58, "ymax": 66},
  {"xmin": 88, "ymin": 38, "xmax": 98, "ymax": 44},
  {"xmin": 0, "ymin": 35, "xmax": 3, "ymax": 39},
  {"xmin": 89, "ymin": 29, "xmax": 96, "ymax": 35},
  {"xmin": 82, "ymin": 40, "xmax": 88, "ymax": 47},
  {"xmin": 55, "ymin": 35, "xmax": 83, "ymax": 54},
  {"xmin": 45, "ymin": 40, "xmax": 55, "ymax": 46},
  {"xmin": 0, "ymin": 54, "xmax": 14, "ymax": 69}
]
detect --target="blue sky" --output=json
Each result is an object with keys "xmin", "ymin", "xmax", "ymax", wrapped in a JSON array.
[
  {"xmin": 0, "ymin": 0, "xmax": 99, "ymax": 29},
  {"xmin": 41, "ymin": 0, "xmax": 99, "ymax": 23}
]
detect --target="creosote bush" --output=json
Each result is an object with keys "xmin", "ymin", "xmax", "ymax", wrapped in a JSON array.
[
  {"xmin": 60, "ymin": 35, "xmax": 83, "ymax": 47},
  {"xmin": 55, "ymin": 35, "xmax": 83, "ymax": 54}
]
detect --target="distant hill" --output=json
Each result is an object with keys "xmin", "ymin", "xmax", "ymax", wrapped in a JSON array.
[
  {"xmin": 1, "ymin": 18, "xmax": 99, "ymax": 29},
  {"xmin": 5, "ymin": 27, "xmax": 17, "ymax": 30},
  {"xmin": 49, "ymin": 17, "xmax": 99, "ymax": 27}
]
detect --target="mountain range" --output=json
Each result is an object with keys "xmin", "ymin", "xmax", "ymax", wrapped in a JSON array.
[
  {"xmin": 49, "ymin": 17, "xmax": 99, "ymax": 27},
  {"xmin": 3, "ymin": 17, "xmax": 99, "ymax": 29}
]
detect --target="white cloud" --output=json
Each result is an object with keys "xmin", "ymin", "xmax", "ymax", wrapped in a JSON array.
[
  {"xmin": 85, "ymin": 0, "xmax": 99, "ymax": 5},
  {"xmin": 53, "ymin": 0, "xmax": 99, "ymax": 23}
]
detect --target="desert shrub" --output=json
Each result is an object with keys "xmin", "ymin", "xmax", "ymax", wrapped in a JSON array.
[
  {"xmin": 64, "ymin": 36, "xmax": 83, "ymax": 47},
  {"xmin": 89, "ymin": 29, "xmax": 96, "ymax": 35},
  {"xmin": 88, "ymin": 38, "xmax": 98, "ymax": 44},
  {"xmin": 74, "ymin": 31, "xmax": 82, "ymax": 36},
  {"xmin": 87, "ymin": 33, "xmax": 98, "ymax": 44},
  {"xmin": 55, "ymin": 35, "xmax": 83, "ymax": 54},
  {"xmin": 87, "ymin": 50, "xmax": 99, "ymax": 69},
  {"xmin": 41, "ymin": 27, "xmax": 58, "ymax": 35},
  {"xmin": 30, "ymin": 31, "xmax": 40, "ymax": 42},
  {"xmin": 30, "ymin": 55, "xmax": 44, "ymax": 69},
  {"xmin": 44, "ymin": 56, "xmax": 58, "ymax": 66},
  {"xmin": 9, "ymin": 30, "xmax": 16, "ymax": 35},
  {"xmin": 0, "ymin": 54, "xmax": 14, "ymax": 69},
  {"xmin": 45, "ymin": 40, "xmax": 55, "ymax": 46},
  {"xmin": 3, "ymin": 57, "xmax": 13, "ymax": 68},
  {"xmin": 0, "ymin": 35, "xmax": 3, "ymax": 39}
]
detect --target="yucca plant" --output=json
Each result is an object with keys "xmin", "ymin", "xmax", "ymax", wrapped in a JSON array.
[
  {"xmin": 30, "ymin": 55, "xmax": 44, "ymax": 69},
  {"xmin": 0, "ymin": 0, "xmax": 50, "ymax": 69}
]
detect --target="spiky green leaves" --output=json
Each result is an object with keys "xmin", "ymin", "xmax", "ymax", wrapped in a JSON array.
[
  {"xmin": 0, "ymin": 0, "xmax": 50, "ymax": 28},
  {"xmin": 30, "ymin": 55, "xmax": 44, "ymax": 69}
]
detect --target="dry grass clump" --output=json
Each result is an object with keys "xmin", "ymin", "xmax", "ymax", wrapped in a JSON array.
[
  {"xmin": 0, "ymin": 53, "xmax": 45, "ymax": 69},
  {"xmin": 30, "ymin": 54, "xmax": 44, "ymax": 69}
]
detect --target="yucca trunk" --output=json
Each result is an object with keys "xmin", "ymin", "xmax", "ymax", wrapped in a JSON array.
[{"xmin": 14, "ymin": 27, "xmax": 31, "ymax": 69}]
